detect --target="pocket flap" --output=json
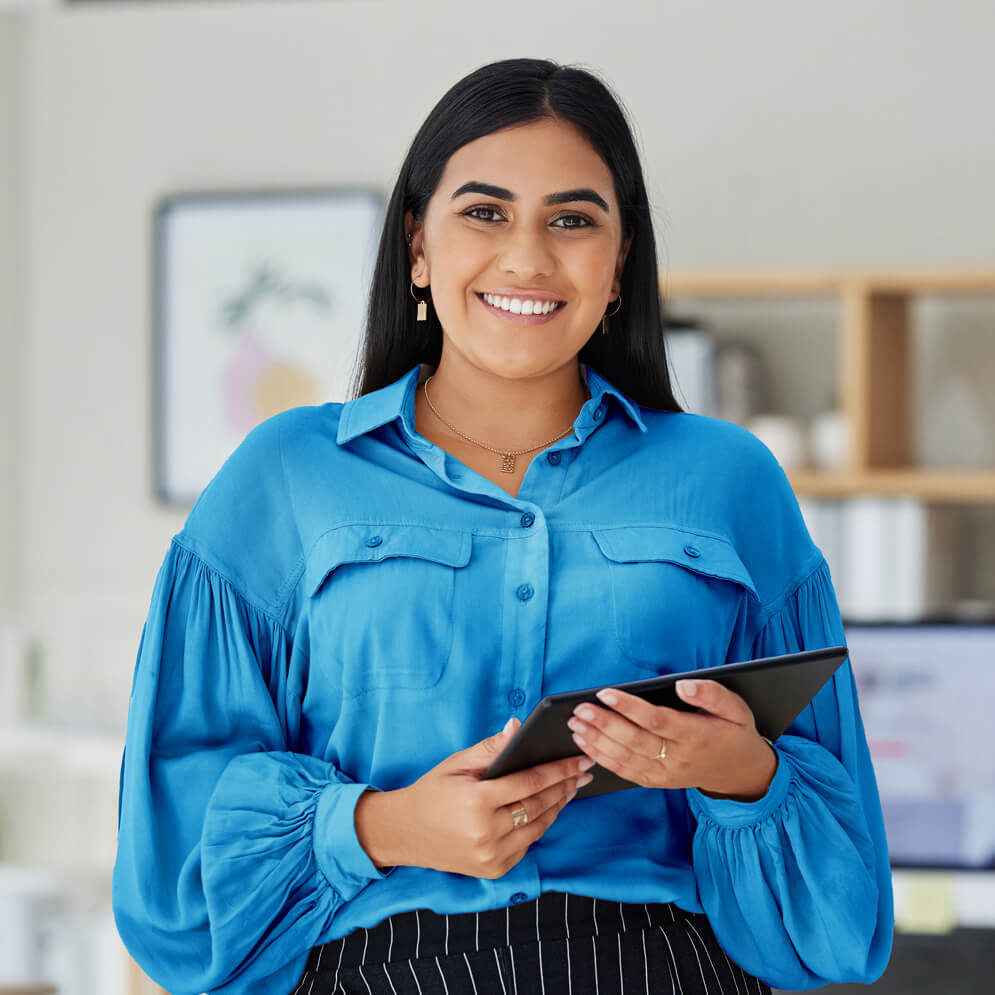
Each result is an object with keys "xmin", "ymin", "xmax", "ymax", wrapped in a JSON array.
[
  {"xmin": 305, "ymin": 524, "xmax": 472, "ymax": 597},
  {"xmin": 592, "ymin": 525, "xmax": 759, "ymax": 601}
]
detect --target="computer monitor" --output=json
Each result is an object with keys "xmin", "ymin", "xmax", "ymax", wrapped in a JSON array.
[{"xmin": 844, "ymin": 623, "xmax": 995, "ymax": 871}]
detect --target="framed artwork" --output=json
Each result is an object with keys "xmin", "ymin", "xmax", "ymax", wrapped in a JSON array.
[{"xmin": 153, "ymin": 187, "xmax": 383, "ymax": 506}]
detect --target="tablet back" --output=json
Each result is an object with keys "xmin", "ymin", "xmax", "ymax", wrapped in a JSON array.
[{"xmin": 484, "ymin": 645, "xmax": 849, "ymax": 798}]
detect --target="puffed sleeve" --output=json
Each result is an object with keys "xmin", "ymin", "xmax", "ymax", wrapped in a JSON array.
[
  {"xmin": 684, "ymin": 556, "xmax": 894, "ymax": 991},
  {"xmin": 112, "ymin": 537, "xmax": 397, "ymax": 995}
]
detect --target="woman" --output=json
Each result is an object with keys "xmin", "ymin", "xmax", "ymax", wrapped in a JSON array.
[{"xmin": 113, "ymin": 59, "xmax": 893, "ymax": 995}]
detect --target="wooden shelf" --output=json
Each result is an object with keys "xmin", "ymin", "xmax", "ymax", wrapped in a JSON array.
[
  {"xmin": 662, "ymin": 269, "xmax": 847, "ymax": 296},
  {"xmin": 662, "ymin": 267, "xmax": 995, "ymax": 296},
  {"xmin": 788, "ymin": 469, "xmax": 995, "ymax": 502},
  {"xmin": 662, "ymin": 266, "xmax": 995, "ymax": 504}
]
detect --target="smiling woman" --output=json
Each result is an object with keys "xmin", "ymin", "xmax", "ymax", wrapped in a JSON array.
[
  {"xmin": 113, "ymin": 58, "xmax": 894, "ymax": 995},
  {"xmin": 408, "ymin": 116, "xmax": 629, "ymax": 388}
]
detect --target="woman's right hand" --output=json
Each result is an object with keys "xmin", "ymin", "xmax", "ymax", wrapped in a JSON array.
[{"xmin": 394, "ymin": 717, "xmax": 594, "ymax": 878}]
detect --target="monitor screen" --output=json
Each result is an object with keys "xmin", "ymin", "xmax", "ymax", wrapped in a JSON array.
[{"xmin": 845, "ymin": 623, "xmax": 995, "ymax": 871}]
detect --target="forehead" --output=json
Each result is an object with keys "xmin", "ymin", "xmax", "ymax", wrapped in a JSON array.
[{"xmin": 436, "ymin": 117, "xmax": 616, "ymax": 202}]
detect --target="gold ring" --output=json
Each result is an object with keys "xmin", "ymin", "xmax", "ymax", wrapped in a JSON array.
[
  {"xmin": 654, "ymin": 737, "xmax": 667, "ymax": 761},
  {"xmin": 511, "ymin": 804, "xmax": 529, "ymax": 828}
]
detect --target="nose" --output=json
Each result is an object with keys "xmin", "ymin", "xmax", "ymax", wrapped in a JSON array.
[{"xmin": 497, "ymin": 222, "xmax": 555, "ymax": 281}]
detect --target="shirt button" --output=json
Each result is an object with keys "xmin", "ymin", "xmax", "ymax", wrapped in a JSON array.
[
  {"xmin": 508, "ymin": 688, "xmax": 525, "ymax": 708},
  {"xmin": 683, "ymin": 544, "xmax": 701, "ymax": 558},
  {"xmin": 593, "ymin": 404, "xmax": 605, "ymax": 421},
  {"xmin": 546, "ymin": 451, "xmax": 561, "ymax": 465},
  {"xmin": 520, "ymin": 512, "xmax": 535, "ymax": 528},
  {"xmin": 366, "ymin": 535, "xmax": 383, "ymax": 547},
  {"xmin": 510, "ymin": 892, "xmax": 528, "ymax": 904},
  {"xmin": 516, "ymin": 583, "xmax": 534, "ymax": 601}
]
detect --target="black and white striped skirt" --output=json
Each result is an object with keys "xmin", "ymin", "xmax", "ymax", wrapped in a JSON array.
[{"xmin": 291, "ymin": 890, "xmax": 772, "ymax": 994}]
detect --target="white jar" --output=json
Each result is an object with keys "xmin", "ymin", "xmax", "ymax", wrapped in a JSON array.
[
  {"xmin": 809, "ymin": 409, "xmax": 850, "ymax": 470},
  {"xmin": 745, "ymin": 415, "xmax": 809, "ymax": 470}
]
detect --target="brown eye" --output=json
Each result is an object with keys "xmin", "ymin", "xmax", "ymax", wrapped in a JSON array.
[
  {"xmin": 463, "ymin": 206, "xmax": 505, "ymax": 223},
  {"xmin": 552, "ymin": 214, "xmax": 595, "ymax": 229}
]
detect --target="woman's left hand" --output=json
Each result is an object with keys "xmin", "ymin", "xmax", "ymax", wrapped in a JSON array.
[{"xmin": 566, "ymin": 679, "xmax": 779, "ymax": 801}]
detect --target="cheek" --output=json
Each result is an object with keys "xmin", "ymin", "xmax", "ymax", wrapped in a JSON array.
[
  {"xmin": 570, "ymin": 240, "xmax": 620, "ymax": 291},
  {"xmin": 430, "ymin": 232, "xmax": 486, "ymax": 299}
]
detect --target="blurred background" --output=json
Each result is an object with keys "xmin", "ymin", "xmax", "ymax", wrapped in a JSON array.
[{"xmin": 0, "ymin": 1, "xmax": 993, "ymax": 993}]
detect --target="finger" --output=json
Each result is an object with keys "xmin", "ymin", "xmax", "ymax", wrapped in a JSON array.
[
  {"xmin": 568, "ymin": 698, "xmax": 656, "ymax": 757},
  {"xmin": 588, "ymin": 687, "xmax": 700, "ymax": 742},
  {"xmin": 516, "ymin": 790, "xmax": 572, "ymax": 853},
  {"xmin": 674, "ymin": 679, "xmax": 753, "ymax": 726},
  {"xmin": 488, "ymin": 753, "xmax": 591, "ymax": 809},
  {"xmin": 496, "ymin": 775, "xmax": 580, "ymax": 844},
  {"xmin": 567, "ymin": 719, "xmax": 653, "ymax": 785}
]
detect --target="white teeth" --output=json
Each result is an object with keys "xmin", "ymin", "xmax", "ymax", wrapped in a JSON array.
[{"xmin": 482, "ymin": 293, "xmax": 562, "ymax": 315}]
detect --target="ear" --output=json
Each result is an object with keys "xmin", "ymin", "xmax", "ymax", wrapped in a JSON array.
[
  {"xmin": 611, "ymin": 229, "xmax": 634, "ymax": 298},
  {"xmin": 404, "ymin": 210, "xmax": 429, "ymax": 287}
]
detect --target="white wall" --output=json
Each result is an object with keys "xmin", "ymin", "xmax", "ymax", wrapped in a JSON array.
[
  {"xmin": 0, "ymin": 11, "xmax": 25, "ymax": 625},
  {"xmin": 2, "ymin": 0, "xmax": 994, "ymax": 873}
]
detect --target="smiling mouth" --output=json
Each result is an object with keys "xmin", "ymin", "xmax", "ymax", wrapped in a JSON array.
[{"xmin": 477, "ymin": 292, "xmax": 566, "ymax": 316}]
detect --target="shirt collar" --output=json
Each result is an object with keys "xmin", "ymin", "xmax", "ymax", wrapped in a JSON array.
[{"xmin": 336, "ymin": 360, "xmax": 647, "ymax": 446}]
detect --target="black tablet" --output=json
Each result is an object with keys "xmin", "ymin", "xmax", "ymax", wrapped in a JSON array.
[{"xmin": 482, "ymin": 645, "xmax": 849, "ymax": 798}]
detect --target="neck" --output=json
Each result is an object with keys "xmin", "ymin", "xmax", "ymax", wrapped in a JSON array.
[{"xmin": 416, "ymin": 355, "xmax": 590, "ymax": 449}]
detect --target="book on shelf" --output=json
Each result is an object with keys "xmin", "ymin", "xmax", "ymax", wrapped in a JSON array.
[{"xmin": 798, "ymin": 496, "xmax": 960, "ymax": 622}]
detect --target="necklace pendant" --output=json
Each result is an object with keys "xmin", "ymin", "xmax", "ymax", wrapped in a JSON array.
[{"xmin": 500, "ymin": 452, "xmax": 516, "ymax": 473}]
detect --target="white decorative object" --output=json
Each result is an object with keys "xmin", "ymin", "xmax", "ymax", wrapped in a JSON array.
[
  {"xmin": 714, "ymin": 341, "xmax": 763, "ymax": 426},
  {"xmin": 665, "ymin": 327, "xmax": 716, "ymax": 416},
  {"xmin": 745, "ymin": 414, "xmax": 809, "ymax": 470},
  {"xmin": 809, "ymin": 409, "xmax": 850, "ymax": 470}
]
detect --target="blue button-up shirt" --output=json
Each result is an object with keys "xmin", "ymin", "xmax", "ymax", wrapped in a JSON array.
[{"xmin": 112, "ymin": 361, "xmax": 893, "ymax": 995}]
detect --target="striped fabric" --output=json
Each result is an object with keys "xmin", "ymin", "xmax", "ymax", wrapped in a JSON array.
[{"xmin": 290, "ymin": 891, "xmax": 772, "ymax": 995}]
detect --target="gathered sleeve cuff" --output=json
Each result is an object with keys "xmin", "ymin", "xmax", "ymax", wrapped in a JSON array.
[
  {"xmin": 113, "ymin": 539, "xmax": 394, "ymax": 995},
  {"xmin": 684, "ymin": 557, "xmax": 895, "ymax": 991}
]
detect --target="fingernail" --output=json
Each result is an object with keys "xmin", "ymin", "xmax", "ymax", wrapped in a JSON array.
[
  {"xmin": 503, "ymin": 717, "xmax": 514, "ymax": 735},
  {"xmin": 578, "ymin": 757, "xmax": 595, "ymax": 772},
  {"xmin": 676, "ymin": 679, "xmax": 698, "ymax": 697},
  {"xmin": 596, "ymin": 689, "xmax": 618, "ymax": 705},
  {"xmin": 577, "ymin": 773, "xmax": 593, "ymax": 788}
]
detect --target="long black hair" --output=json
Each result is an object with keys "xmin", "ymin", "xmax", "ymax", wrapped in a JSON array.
[{"xmin": 350, "ymin": 57, "xmax": 684, "ymax": 414}]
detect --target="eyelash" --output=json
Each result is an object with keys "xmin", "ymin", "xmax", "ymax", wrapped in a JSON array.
[{"xmin": 462, "ymin": 205, "xmax": 595, "ymax": 229}]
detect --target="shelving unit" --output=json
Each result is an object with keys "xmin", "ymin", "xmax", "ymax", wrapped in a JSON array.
[{"xmin": 661, "ymin": 267, "xmax": 995, "ymax": 504}]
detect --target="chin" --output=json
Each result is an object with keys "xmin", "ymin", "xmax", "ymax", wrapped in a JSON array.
[{"xmin": 475, "ymin": 347, "xmax": 579, "ymax": 382}]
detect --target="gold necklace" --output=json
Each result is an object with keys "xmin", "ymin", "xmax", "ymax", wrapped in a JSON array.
[{"xmin": 422, "ymin": 372, "xmax": 591, "ymax": 474}]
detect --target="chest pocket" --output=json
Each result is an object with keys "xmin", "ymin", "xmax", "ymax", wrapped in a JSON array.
[
  {"xmin": 305, "ymin": 524, "xmax": 472, "ymax": 698},
  {"xmin": 591, "ymin": 526, "xmax": 759, "ymax": 673}
]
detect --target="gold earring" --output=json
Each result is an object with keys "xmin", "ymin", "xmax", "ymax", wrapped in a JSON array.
[
  {"xmin": 602, "ymin": 293, "xmax": 622, "ymax": 335},
  {"xmin": 410, "ymin": 281, "xmax": 429, "ymax": 322}
]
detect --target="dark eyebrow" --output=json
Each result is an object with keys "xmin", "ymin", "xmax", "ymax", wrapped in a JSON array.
[
  {"xmin": 450, "ymin": 181, "xmax": 610, "ymax": 213},
  {"xmin": 545, "ymin": 188, "xmax": 610, "ymax": 212}
]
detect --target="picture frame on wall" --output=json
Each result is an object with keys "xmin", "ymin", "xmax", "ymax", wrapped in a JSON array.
[{"xmin": 153, "ymin": 187, "xmax": 384, "ymax": 506}]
